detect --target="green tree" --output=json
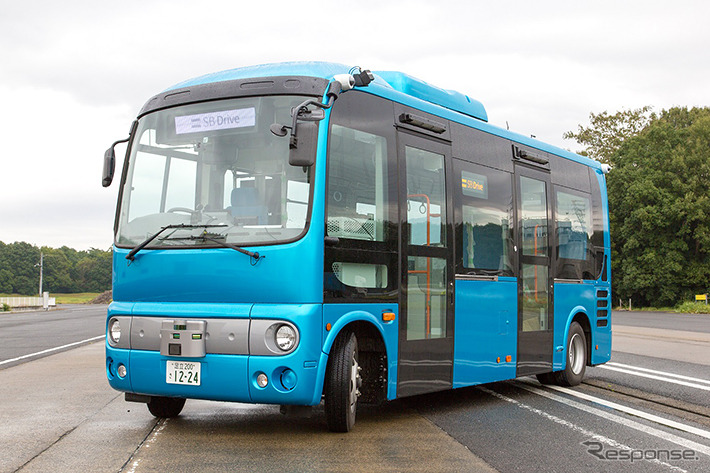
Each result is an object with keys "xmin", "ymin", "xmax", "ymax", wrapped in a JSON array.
[
  {"xmin": 0, "ymin": 241, "xmax": 112, "ymax": 295},
  {"xmin": 607, "ymin": 107, "xmax": 710, "ymax": 306},
  {"xmin": 0, "ymin": 242, "xmax": 41, "ymax": 294},
  {"xmin": 42, "ymin": 247, "xmax": 75, "ymax": 293},
  {"xmin": 75, "ymin": 249, "xmax": 112, "ymax": 292},
  {"xmin": 564, "ymin": 106, "xmax": 654, "ymax": 164}
]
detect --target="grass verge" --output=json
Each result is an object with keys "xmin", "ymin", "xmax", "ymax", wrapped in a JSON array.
[
  {"xmin": 0, "ymin": 293, "xmax": 102, "ymax": 304},
  {"xmin": 674, "ymin": 301, "xmax": 710, "ymax": 314}
]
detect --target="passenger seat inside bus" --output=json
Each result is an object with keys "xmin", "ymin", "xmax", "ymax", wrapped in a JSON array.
[{"xmin": 228, "ymin": 187, "xmax": 268, "ymax": 225}]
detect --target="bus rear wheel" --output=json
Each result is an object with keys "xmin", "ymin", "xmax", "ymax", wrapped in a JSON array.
[
  {"xmin": 535, "ymin": 371, "xmax": 557, "ymax": 385},
  {"xmin": 324, "ymin": 331, "xmax": 361, "ymax": 432},
  {"xmin": 556, "ymin": 322, "xmax": 587, "ymax": 386},
  {"xmin": 147, "ymin": 396, "xmax": 186, "ymax": 418}
]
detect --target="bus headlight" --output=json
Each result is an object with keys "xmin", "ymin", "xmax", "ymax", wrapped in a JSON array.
[
  {"xmin": 109, "ymin": 319, "xmax": 121, "ymax": 344},
  {"xmin": 275, "ymin": 324, "xmax": 297, "ymax": 351}
]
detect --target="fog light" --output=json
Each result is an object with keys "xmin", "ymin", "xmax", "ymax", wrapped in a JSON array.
[
  {"xmin": 256, "ymin": 373, "xmax": 268, "ymax": 388},
  {"xmin": 109, "ymin": 319, "xmax": 121, "ymax": 344},
  {"xmin": 280, "ymin": 369, "xmax": 297, "ymax": 390},
  {"xmin": 117, "ymin": 364, "xmax": 127, "ymax": 378}
]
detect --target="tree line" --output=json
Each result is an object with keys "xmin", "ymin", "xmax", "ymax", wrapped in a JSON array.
[
  {"xmin": 566, "ymin": 106, "xmax": 710, "ymax": 307},
  {"xmin": 0, "ymin": 242, "xmax": 111, "ymax": 295}
]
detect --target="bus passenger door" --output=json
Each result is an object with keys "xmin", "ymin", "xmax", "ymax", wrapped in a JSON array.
[
  {"xmin": 515, "ymin": 165, "xmax": 554, "ymax": 376},
  {"xmin": 397, "ymin": 132, "xmax": 455, "ymax": 397}
]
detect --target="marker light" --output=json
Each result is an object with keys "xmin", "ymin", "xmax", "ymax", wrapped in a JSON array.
[
  {"xmin": 333, "ymin": 74, "xmax": 355, "ymax": 91},
  {"xmin": 275, "ymin": 325, "xmax": 297, "ymax": 351},
  {"xmin": 109, "ymin": 319, "xmax": 121, "ymax": 344},
  {"xmin": 257, "ymin": 373, "xmax": 268, "ymax": 388}
]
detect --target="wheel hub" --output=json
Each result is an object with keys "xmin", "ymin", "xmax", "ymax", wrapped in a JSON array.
[
  {"xmin": 569, "ymin": 333, "xmax": 585, "ymax": 375},
  {"xmin": 349, "ymin": 355, "xmax": 361, "ymax": 413}
]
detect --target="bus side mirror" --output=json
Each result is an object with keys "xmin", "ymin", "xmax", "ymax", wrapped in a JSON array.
[
  {"xmin": 288, "ymin": 121, "xmax": 318, "ymax": 167},
  {"xmin": 102, "ymin": 147, "xmax": 116, "ymax": 187},
  {"xmin": 103, "ymin": 121, "xmax": 137, "ymax": 188}
]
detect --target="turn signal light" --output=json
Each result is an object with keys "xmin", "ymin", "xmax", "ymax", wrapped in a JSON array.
[{"xmin": 382, "ymin": 312, "xmax": 396, "ymax": 322}]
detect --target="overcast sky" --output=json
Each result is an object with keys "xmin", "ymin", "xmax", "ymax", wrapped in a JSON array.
[{"xmin": 1, "ymin": 0, "xmax": 708, "ymax": 250}]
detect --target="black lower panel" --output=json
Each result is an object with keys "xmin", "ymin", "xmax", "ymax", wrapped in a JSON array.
[
  {"xmin": 516, "ymin": 330, "xmax": 553, "ymax": 376},
  {"xmin": 398, "ymin": 339, "xmax": 453, "ymax": 398}
]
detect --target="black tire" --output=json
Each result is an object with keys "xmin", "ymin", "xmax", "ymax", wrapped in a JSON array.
[
  {"xmin": 147, "ymin": 396, "xmax": 186, "ymax": 418},
  {"xmin": 556, "ymin": 322, "xmax": 587, "ymax": 386},
  {"xmin": 535, "ymin": 371, "xmax": 558, "ymax": 385},
  {"xmin": 324, "ymin": 331, "xmax": 360, "ymax": 432}
]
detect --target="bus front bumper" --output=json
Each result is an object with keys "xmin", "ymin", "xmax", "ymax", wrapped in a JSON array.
[{"xmin": 105, "ymin": 302, "xmax": 325, "ymax": 406}]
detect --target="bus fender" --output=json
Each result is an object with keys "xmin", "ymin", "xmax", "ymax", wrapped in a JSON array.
[
  {"xmin": 309, "ymin": 310, "xmax": 393, "ymax": 405},
  {"xmin": 560, "ymin": 307, "xmax": 591, "ymax": 370},
  {"xmin": 321, "ymin": 310, "xmax": 387, "ymax": 355}
]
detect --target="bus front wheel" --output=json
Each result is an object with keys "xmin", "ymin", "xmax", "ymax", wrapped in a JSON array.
[
  {"xmin": 324, "ymin": 331, "xmax": 361, "ymax": 432},
  {"xmin": 147, "ymin": 396, "xmax": 186, "ymax": 418}
]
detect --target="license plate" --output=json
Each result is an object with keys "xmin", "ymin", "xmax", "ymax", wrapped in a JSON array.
[{"xmin": 166, "ymin": 360, "xmax": 201, "ymax": 386}]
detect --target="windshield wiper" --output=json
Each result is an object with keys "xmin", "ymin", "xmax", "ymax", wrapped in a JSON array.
[
  {"xmin": 125, "ymin": 224, "xmax": 228, "ymax": 261},
  {"xmin": 186, "ymin": 233, "xmax": 263, "ymax": 264}
]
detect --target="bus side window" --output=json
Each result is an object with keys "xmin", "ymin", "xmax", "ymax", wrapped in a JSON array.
[
  {"xmin": 326, "ymin": 125, "xmax": 389, "ymax": 242},
  {"xmin": 589, "ymin": 169, "xmax": 606, "ymax": 280},
  {"xmin": 555, "ymin": 188, "xmax": 594, "ymax": 280},
  {"xmin": 454, "ymin": 160, "xmax": 514, "ymax": 276}
]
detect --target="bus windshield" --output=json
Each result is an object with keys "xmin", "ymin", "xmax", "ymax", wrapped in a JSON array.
[{"xmin": 116, "ymin": 95, "xmax": 314, "ymax": 248}]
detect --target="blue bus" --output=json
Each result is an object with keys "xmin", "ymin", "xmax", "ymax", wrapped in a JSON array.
[{"xmin": 103, "ymin": 62, "xmax": 611, "ymax": 432}]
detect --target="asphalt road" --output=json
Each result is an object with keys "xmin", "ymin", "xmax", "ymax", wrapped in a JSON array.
[
  {"xmin": 0, "ymin": 304, "xmax": 106, "ymax": 368},
  {"xmin": 1, "ymin": 308, "xmax": 709, "ymax": 473},
  {"xmin": 613, "ymin": 310, "xmax": 710, "ymax": 333}
]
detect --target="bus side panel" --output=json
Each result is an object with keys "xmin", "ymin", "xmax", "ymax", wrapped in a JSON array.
[
  {"xmin": 591, "ymin": 307, "xmax": 612, "ymax": 365},
  {"xmin": 591, "ymin": 281, "xmax": 612, "ymax": 365},
  {"xmin": 322, "ymin": 304, "xmax": 399, "ymax": 401},
  {"xmin": 453, "ymin": 278, "xmax": 517, "ymax": 387}
]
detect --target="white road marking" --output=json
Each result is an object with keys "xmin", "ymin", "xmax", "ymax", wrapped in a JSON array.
[
  {"xmin": 480, "ymin": 386, "xmax": 688, "ymax": 473},
  {"xmin": 607, "ymin": 362, "xmax": 710, "ymax": 386},
  {"xmin": 599, "ymin": 365, "xmax": 710, "ymax": 392},
  {"xmin": 535, "ymin": 381, "xmax": 710, "ymax": 440},
  {"xmin": 515, "ymin": 380, "xmax": 710, "ymax": 457},
  {"xmin": 124, "ymin": 419, "xmax": 169, "ymax": 473},
  {"xmin": 0, "ymin": 335, "xmax": 105, "ymax": 366}
]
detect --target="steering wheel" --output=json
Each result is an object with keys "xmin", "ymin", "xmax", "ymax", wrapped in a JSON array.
[{"xmin": 167, "ymin": 207, "xmax": 195, "ymax": 215}]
